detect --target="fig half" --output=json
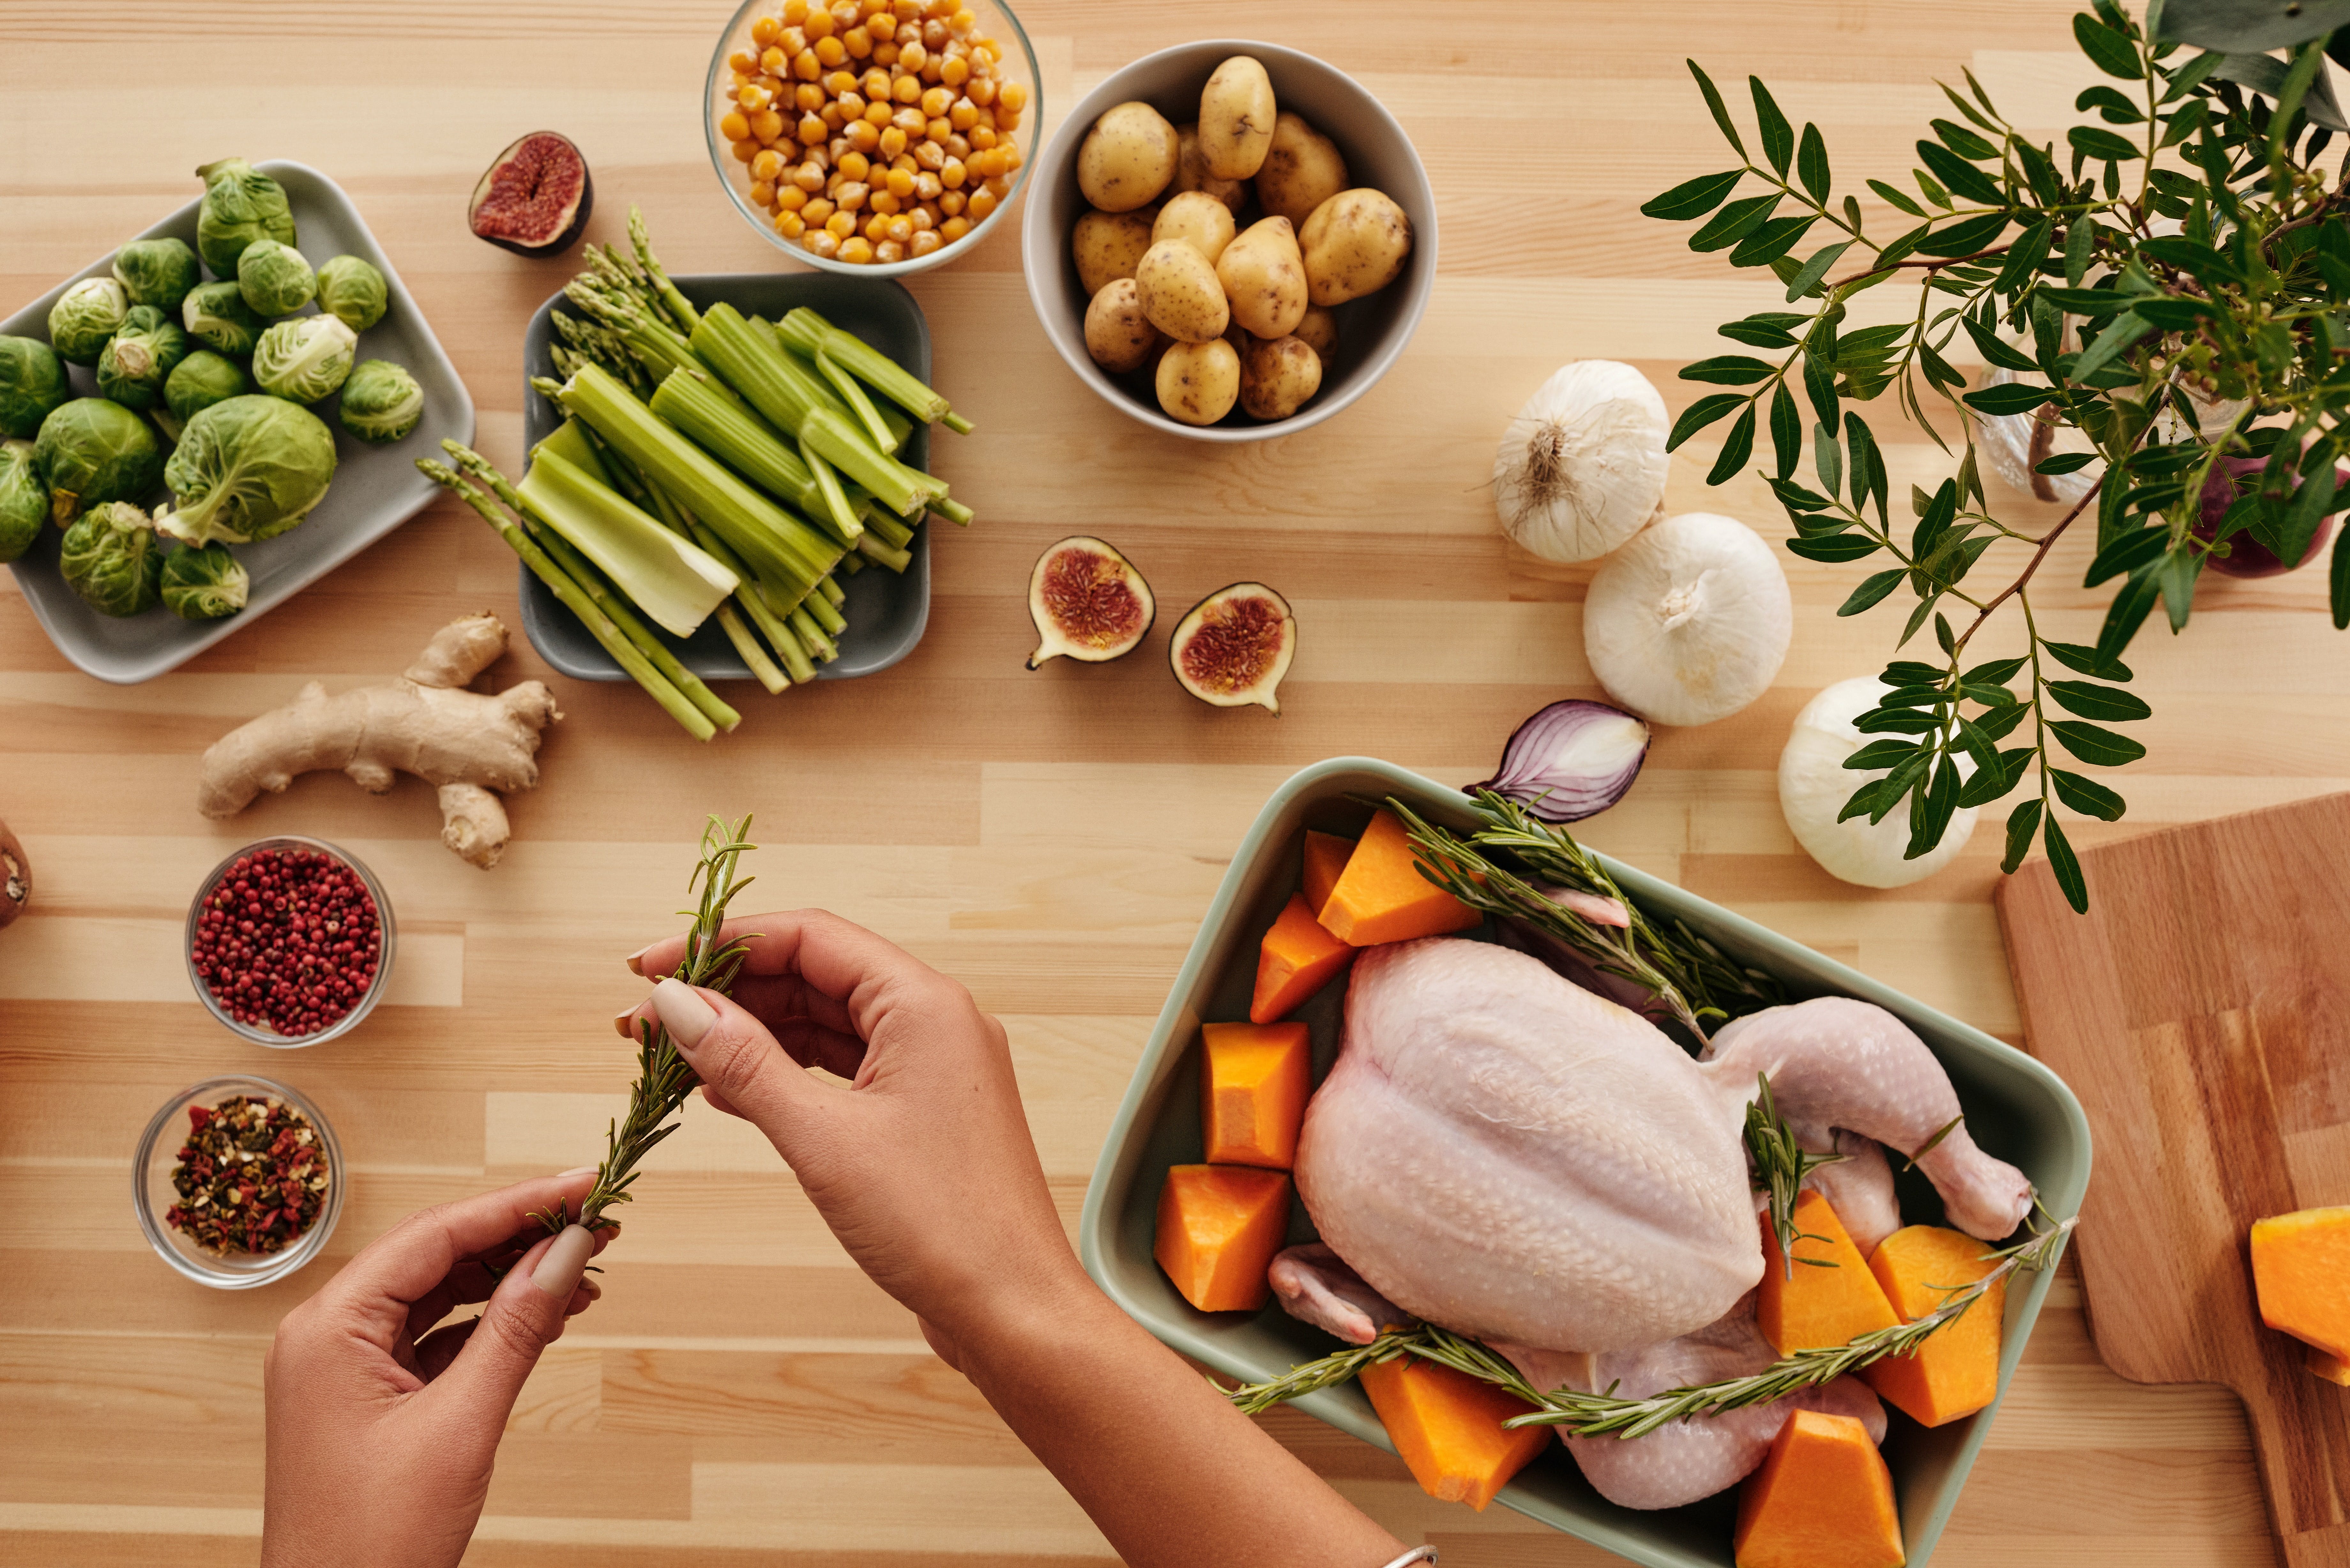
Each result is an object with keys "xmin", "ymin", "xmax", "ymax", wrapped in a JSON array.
[
  {"xmin": 469, "ymin": 132, "xmax": 594, "ymax": 257},
  {"xmin": 1168, "ymin": 582, "xmax": 1295, "ymax": 712},
  {"xmin": 1027, "ymin": 536, "xmax": 1155, "ymax": 668},
  {"xmin": 0, "ymin": 817, "xmax": 26, "ymax": 931}
]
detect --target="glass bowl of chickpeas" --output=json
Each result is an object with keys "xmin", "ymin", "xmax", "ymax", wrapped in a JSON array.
[{"xmin": 708, "ymin": 0, "xmax": 1040, "ymax": 275}]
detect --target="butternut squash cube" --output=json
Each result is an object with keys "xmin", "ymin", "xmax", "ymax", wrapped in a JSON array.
[
  {"xmin": 1201, "ymin": 1020, "xmax": 1312, "ymax": 1167},
  {"xmin": 1251, "ymin": 893, "xmax": 1356, "ymax": 1024},
  {"xmin": 2310, "ymin": 1347, "xmax": 2350, "ymax": 1387},
  {"xmin": 1860, "ymin": 1225, "xmax": 2005, "ymax": 1427},
  {"xmin": 1317, "ymin": 808, "xmax": 1482, "ymax": 947},
  {"xmin": 1358, "ymin": 1353, "xmax": 1552, "ymax": 1511},
  {"xmin": 1735, "ymin": 1409, "xmax": 1906, "ymax": 1568},
  {"xmin": 2251, "ymin": 1205, "xmax": 2350, "ymax": 1360},
  {"xmin": 1154, "ymin": 1164, "xmax": 1290, "ymax": 1313},
  {"xmin": 1301, "ymin": 829, "xmax": 1356, "ymax": 916},
  {"xmin": 1758, "ymin": 1191, "xmax": 1901, "ymax": 1354}
]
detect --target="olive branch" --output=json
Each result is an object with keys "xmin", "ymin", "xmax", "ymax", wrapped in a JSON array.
[{"xmin": 1651, "ymin": 0, "xmax": 2350, "ymax": 911}]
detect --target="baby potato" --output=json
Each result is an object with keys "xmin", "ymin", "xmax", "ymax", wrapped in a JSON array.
[
  {"xmin": 1240, "ymin": 334, "xmax": 1323, "ymax": 421},
  {"xmin": 1153, "ymin": 192, "xmax": 1238, "ymax": 264},
  {"xmin": 1198, "ymin": 56, "xmax": 1277, "ymax": 180},
  {"xmin": 1134, "ymin": 238, "xmax": 1230, "ymax": 343},
  {"xmin": 1156, "ymin": 337, "xmax": 1241, "ymax": 426},
  {"xmin": 1085, "ymin": 278, "xmax": 1164, "ymax": 374},
  {"xmin": 1173, "ymin": 124, "xmax": 1248, "ymax": 213},
  {"xmin": 1292, "ymin": 304, "xmax": 1338, "ymax": 357},
  {"xmin": 1215, "ymin": 215, "xmax": 1308, "ymax": 340},
  {"xmin": 1300, "ymin": 189, "xmax": 1414, "ymax": 306},
  {"xmin": 1254, "ymin": 112, "xmax": 1349, "ymax": 226},
  {"xmin": 1078, "ymin": 101, "xmax": 1180, "ymax": 213},
  {"xmin": 1072, "ymin": 207, "xmax": 1160, "ymax": 298}
]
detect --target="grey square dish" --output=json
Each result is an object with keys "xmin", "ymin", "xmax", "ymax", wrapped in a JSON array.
[
  {"xmin": 517, "ymin": 274, "xmax": 930, "ymax": 682},
  {"xmin": 3, "ymin": 160, "xmax": 474, "ymax": 684},
  {"xmin": 1078, "ymin": 757, "xmax": 2092, "ymax": 1568}
]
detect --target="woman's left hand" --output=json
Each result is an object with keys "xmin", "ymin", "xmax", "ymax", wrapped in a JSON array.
[{"xmin": 260, "ymin": 1171, "xmax": 611, "ymax": 1568}]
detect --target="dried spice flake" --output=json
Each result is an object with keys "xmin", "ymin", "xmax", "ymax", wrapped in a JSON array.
[{"xmin": 165, "ymin": 1094, "xmax": 329, "ymax": 1256}]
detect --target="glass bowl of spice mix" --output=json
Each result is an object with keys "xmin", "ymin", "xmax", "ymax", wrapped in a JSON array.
[
  {"xmin": 133, "ymin": 1075, "xmax": 345, "ymax": 1289},
  {"xmin": 186, "ymin": 836, "xmax": 397, "ymax": 1048}
]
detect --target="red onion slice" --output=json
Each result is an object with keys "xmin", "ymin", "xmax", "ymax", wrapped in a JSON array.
[{"xmin": 1474, "ymin": 699, "xmax": 1651, "ymax": 822}]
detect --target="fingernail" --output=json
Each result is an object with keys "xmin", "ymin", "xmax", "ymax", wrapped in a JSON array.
[
  {"xmin": 625, "ymin": 944, "xmax": 651, "ymax": 975},
  {"xmin": 534, "ymin": 1224, "xmax": 595, "ymax": 1300},
  {"xmin": 651, "ymin": 977, "xmax": 716, "ymax": 1048},
  {"xmin": 580, "ymin": 1278, "xmax": 603, "ymax": 1301},
  {"xmin": 614, "ymin": 1008, "xmax": 637, "ymax": 1038},
  {"xmin": 557, "ymin": 1165, "xmax": 599, "ymax": 1178}
]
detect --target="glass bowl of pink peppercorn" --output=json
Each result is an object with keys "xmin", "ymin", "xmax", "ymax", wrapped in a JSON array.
[{"xmin": 185, "ymin": 836, "xmax": 397, "ymax": 1048}]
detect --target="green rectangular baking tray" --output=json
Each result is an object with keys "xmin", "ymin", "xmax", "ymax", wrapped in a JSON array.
[{"xmin": 1077, "ymin": 757, "xmax": 2091, "ymax": 1567}]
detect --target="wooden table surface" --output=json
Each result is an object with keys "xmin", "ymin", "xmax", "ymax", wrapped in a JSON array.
[{"xmin": 1, "ymin": 2, "xmax": 2334, "ymax": 1563}]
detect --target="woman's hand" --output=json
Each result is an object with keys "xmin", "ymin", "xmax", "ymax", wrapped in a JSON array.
[{"xmin": 260, "ymin": 1173, "xmax": 610, "ymax": 1568}]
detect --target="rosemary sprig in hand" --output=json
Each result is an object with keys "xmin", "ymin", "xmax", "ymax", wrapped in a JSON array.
[{"xmin": 533, "ymin": 814, "xmax": 759, "ymax": 1236}]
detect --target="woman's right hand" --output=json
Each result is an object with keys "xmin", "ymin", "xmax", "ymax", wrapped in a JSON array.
[{"xmin": 618, "ymin": 910, "xmax": 1084, "ymax": 1357}]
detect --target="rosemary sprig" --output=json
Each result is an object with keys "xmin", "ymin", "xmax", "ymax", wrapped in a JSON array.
[
  {"xmin": 1216, "ymin": 1213, "xmax": 2075, "ymax": 1439},
  {"xmin": 533, "ymin": 814, "xmax": 760, "ymax": 1236},
  {"xmin": 1742, "ymin": 1072, "xmax": 1849, "ymax": 1276},
  {"xmin": 1387, "ymin": 790, "xmax": 1781, "ymax": 1038}
]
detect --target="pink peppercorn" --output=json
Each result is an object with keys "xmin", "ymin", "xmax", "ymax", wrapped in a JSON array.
[{"xmin": 191, "ymin": 848, "xmax": 382, "ymax": 1037}]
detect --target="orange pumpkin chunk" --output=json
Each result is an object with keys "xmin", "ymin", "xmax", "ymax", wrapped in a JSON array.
[
  {"xmin": 1201, "ymin": 1021, "xmax": 1312, "ymax": 1167},
  {"xmin": 1154, "ymin": 1164, "xmax": 1290, "ymax": 1313},
  {"xmin": 1358, "ymin": 1353, "xmax": 1551, "ymax": 1511},
  {"xmin": 2251, "ymin": 1205, "xmax": 2350, "ymax": 1360},
  {"xmin": 1735, "ymin": 1409, "xmax": 1906, "ymax": 1568},
  {"xmin": 1317, "ymin": 808, "xmax": 1482, "ymax": 947},
  {"xmin": 2311, "ymin": 1347, "xmax": 2350, "ymax": 1387},
  {"xmin": 1251, "ymin": 893, "xmax": 1356, "ymax": 1023},
  {"xmin": 1860, "ymin": 1225, "xmax": 2005, "ymax": 1427},
  {"xmin": 1301, "ymin": 829, "xmax": 1355, "ymax": 916},
  {"xmin": 1758, "ymin": 1191, "xmax": 1901, "ymax": 1355}
]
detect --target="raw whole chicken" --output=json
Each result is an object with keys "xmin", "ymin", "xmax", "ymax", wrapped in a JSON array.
[{"xmin": 1287, "ymin": 936, "xmax": 2035, "ymax": 1510}]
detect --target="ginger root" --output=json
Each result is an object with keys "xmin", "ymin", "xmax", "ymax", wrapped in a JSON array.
[{"xmin": 196, "ymin": 614, "xmax": 561, "ymax": 869}]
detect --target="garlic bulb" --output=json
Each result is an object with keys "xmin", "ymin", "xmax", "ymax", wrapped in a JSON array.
[
  {"xmin": 1582, "ymin": 512, "xmax": 1791, "ymax": 727},
  {"xmin": 1780, "ymin": 677, "xmax": 1977, "ymax": 888},
  {"xmin": 1493, "ymin": 360, "xmax": 1669, "ymax": 562}
]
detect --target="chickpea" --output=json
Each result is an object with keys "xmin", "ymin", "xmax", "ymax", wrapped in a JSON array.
[
  {"xmin": 866, "ymin": 98, "xmax": 894, "ymax": 125},
  {"xmin": 921, "ymin": 85, "xmax": 953, "ymax": 118},
  {"xmin": 845, "ymin": 26, "xmax": 872, "ymax": 57},
  {"xmin": 791, "ymin": 80, "xmax": 820, "ymax": 110},
  {"xmin": 893, "ymin": 75, "xmax": 922, "ymax": 106},
  {"xmin": 863, "ymin": 66, "xmax": 891, "ymax": 98},
  {"xmin": 965, "ymin": 187, "xmax": 996, "ymax": 221},
  {"xmin": 780, "ymin": 0, "xmax": 807, "ymax": 21},
  {"xmin": 910, "ymin": 229, "xmax": 943, "ymax": 257},
  {"xmin": 884, "ymin": 214, "xmax": 914, "ymax": 244},
  {"xmin": 898, "ymin": 40, "xmax": 928, "ymax": 72},
  {"xmin": 752, "ymin": 14, "xmax": 781, "ymax": 44},
  {"xmin": 922, "ymin": 19, "xmax": 947, "ymax": 49},
  {"xmin": 967, "ymin": 76, "xmax": 995, "ymax": 107},
  {"xmin": 949, "ymin": 98, "xmax": 977, "ymax": 131},
  {"xmin": 730, "ymin": 48, "xmax": 758, "ymax": 72},
  {"xmin": 944, "ymin": 131, "xmax": 970, "ymax": 159},
  {"xmin": 876, "ymin": 239, "xmax": 906, "ymax": 264},
  {"xmin": 839, "ymin": 236, "xmax": 875, "ymax": 264},
  {"xmin": 914, "ymin": 170, "xmax": 942, "ymax": 200},
  {"xmin": 938, "ymin": 189, "xmax": 965, "ymax": 215},
  {"xmin": 879, "ymin": 125, "xmax": 908, "ymax": 157},
  {"xmin": 834, "ymin": 180, "xmax": 870, "ymax": 211},
  {"xmin": 940, "ymin": 55, "xmax": 969, "ymax": 88},
  {"xmin": 815, "ymin": 34, "xmax": 845, "ymax": 65},
  {"xmin": 778, "ymin": 185, "xmax": 810, "ymax": 211},
  {"xmin": 939, "ymin": 214, "xmax": 970, "ymax": 241},
  {"xmin": 802, "ymin": 195, "xmax": 835, "ymax": 224},
  {"xmin": 874, "ymin": 40, "xmax": 900, "ymax": 66},
  {"xmin": 968, "ymin": 125, "xmax": 996, "ymax": 151},
  {"xmin": 863, "ymin": 212, "xmax": 891, "ymax": 242},
  {"xmin": 838, "ymin": 89, "xmax": 866, "ymax": 117},
  {"xmin": 731, "ymin": 138, "xmax": 760, "ymax": 163},
  {"xmin": 827, "ymin": 210, "xmax": 858, "ymax": 238},
  {"xmin": 911, "ymin": 202, "xmax": 937, "ymax": 229},
  {"xmin": 750, "ymin": 147, "xmax": 785, "ymax": 181},
  {"xmin": 913, "ymin": 139, "xmax": 946, "ymax": 172},
  {"xmin": 736, "ymin": 82, "xmax": 768, "ymax": 109},
  {"xmin": 839, "ymin": 149, "xmax": 872, "ymax": 181},
  {"xmin": 803, "ymin": 6, "xmax": 834, "ymax": 36},
  {"xmin": 775, "ymin": 210, "xmax": 807, "ymax": 239},
  {"xmin": 847, "ymin": 118, "xmax": 881, "ymax": 151},
  {"xmin": 796, "ymin": 50, "xmax": 824, "ymax": 80},
  {"xmin": 820, "ymin": 102, "xmax": 845, "ymax": 129},
  {"xmin": 720, "ymin": 110, "xmax": 751, "ymax": 141},
  {"xmin": 867, "ymin": 14, "xmax": 896, "ymax": 42},
  {"xmin": 805, "ymin": 229, "xmax": 841, "ymax": 258},
  {"xmin": 752, "ymin": 109, "xmax": 785, "ymax": 140}
]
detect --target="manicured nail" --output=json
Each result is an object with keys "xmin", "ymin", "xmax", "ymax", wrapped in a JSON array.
[
  {"xmin": 534, "ymin": 1224, "xmax": 595, "ymax": 1300},
  {"xmin": 651, "ymin": 977, "xmax": 716, "ymax": 1047},
  {"xmin": 557, "ymin": 1165, "xmax": 599, "ymax": 1178},
  {"xmin": 614, "ymin": 1008, "xmax": 637, "ymax": 1037},
  {"xmin": 624, "ymin": 944, "xmax": 652, "ymax": 975}
]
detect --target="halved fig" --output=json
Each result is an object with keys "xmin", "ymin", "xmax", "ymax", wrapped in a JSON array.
[
  {"xmin": 1027, "ymin": 535, "xmax": 1156, "ymax": 668},
  {"xmin": 1169, "ymin": 582, "xmax": 1295, "ymax": 712},
  {"xmin": 0, "ymin": 817, "xmax": 26, "ymax": 931},
  {"xmin": 469, "ymin": 132, "xmax": 594, "ymax": 257}
]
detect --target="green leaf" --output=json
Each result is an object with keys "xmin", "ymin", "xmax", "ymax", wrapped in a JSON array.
[
  {"xmin": 2074, "ymin": 11, "xmax": 2146, "ymax": 77},
  {"xmin": 1844, "ymin": 737, "xmax": 1926, "ymax": 770},
  {"xmin": 2048, "ymin": 679, "xmax": 2152, "ymax": 721},
  {"xmin": 1691, "ymin": 193, "xmax": 1784, "ymax": 252},
  {"xmin": 1796, "ymin": 123, "xmax": 1832, "ymax": 200},
  {"xmin": 1916, "ymin": 139, "xmax": 2007, "ymax": 204},
  {"xmin": 1867, "ymin": 177, "xmax": 1928, "ymax": 217},
  {"xmin": 1965, "ymin": 654, "xmax": 2029, "ymax": 684},
  {"xmin": 2051, "ymin": 769, "xmax": 2129, "ymax": 820},
  {"xmin": 1907, "ymin": 759, "xmax": 1962, "ymax": 858},
  {"xmin": 2333, "ymin": 519, "xmax": 2350, "ymax": 629},
  {"xmin": 2156, "ymin": 0, "xmax": 2350, "ymax": 50},
  {"xmin": 1666, "ymin": 393, "xmax": 1747, "ymax": 452},
  {"xmin": 2049, "ymin": 719, "xmax": 2149, "ymax": 765},
  {"xmin": 2002, "ymin": 798, "xmax": 2045, "ymax": 873},
  {"xmin": 1838, "ymin": 567, "xmax": 1907, "ymax": 615},
  {"xmin": 1707, "ymin": 404, "xmax": 1758, "ymax": 485},
  {"xmin": 1687, "ymin": 60, "xmax": 1749, "ymax": 158},
  {"xmin": 1770, "ymin": 476, "xmax": 1836, "ymax": 512},
  {"xmin": 1931, "ymin": 117, "xmax": 2002, "ymax": 160},
  {"xmin": 1804, "ymin": 356, "xmax": 1841, "ymax": 433},
  {"xmin": 1681, "ymin": 355, "xmax": 1780, "ymax": 385},
  {"xmin": 1839, "ymin": 778, "xmax": 1898, "ymax": 823},
  {"xmin": 1731, "ymin": 215, "xmax": 1819, "ymax": 267},
  {"xmin": 2043, "ymin": 640, "xmax": 2134, "ymax": 679},
  {"xmin": 2076, "ymin": 84, "xmax": 2146, "ymax": 121},
  {"xmin": 1769, "ymin": 381, "xmax": 1801, "ymax": 479},
  {"xmin": 1752, "ymin": 77, "xmax": 1795, "ymax": 174},
  {"xmin": 2069, "ymin": 309, "xmax": 2150, "ymax": 381},
  {"xmin": 1959, "ymin": 747, "xmax": 2034, "ymax": 807},
  {"xmin": 2035, "ymin": 285, "xmax": 2130, "ymax": 316},
  {"xmin": 1785, "ymin": 239, "xmax": 1853, "ymax": 301},
  {"xmin": 1918, "ymin": 211, "xmax": 2010, "ymax": 256},
  {"xmin": 1992, "ymin": 218, "xmax": 2057, "ymax": 295},
  {"xmin": 2043, "ymin": 812, "xmax": 2088, "ymax": 911},
  {"xmin": 2130, "ymin": 296, "xmax": 2219, "ymax": 329},
  {"xmin": 1916, "ymin": 167, "xmax": 1955, "ymax": 210},
  {"xmin": 1644, "ymin": 169, "xmax": 1747, "ymax": 221},
  {"xmin": 1844, "ymin": 412, "xmax": 1888, "ymax": 521},
  {"xmin": 2085, "ymin": 525, "xmax": 2172, "ymax": 585},
  {"xmin": 2036, "ymin": 451, "xmax": 2098, "ymax": 474},
  {"xmin": 1965, "ymin": 381, "xmax": 2061, "ymax": 415},
  {"xmin": 1911, "ymin": 478, "xmax": 1960, "ymax": 556},
  {"xmin": 2096, "ymin": 564, "xmax": 2165, "ymax": 659},
  {"xmin": 2064, "ymin": 217, "xmax": 2099, "ymax": 285},
  {"xmin": 2211, "ymin": 45, "xmax": 2350, "ymax": 130},
  {"xmin": 1786, "ymin": 533, "xmax": 1884, "ymax": 562},
  {"xmin": 1963, "ymin": 314, "xmax": 2042, "ymax": 371},
  {"xmin": 2068, "ymin": 124, "xmax": 2142, "ymax": 161}
]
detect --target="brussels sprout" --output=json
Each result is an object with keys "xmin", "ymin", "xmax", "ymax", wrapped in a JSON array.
[
  {"xmin": 251, "ymin": 315, "xmax": 357, "ymax": 404},
  {"xmin": 195, "ymin": 158, "xmax": 297, "ymax": 275},
  {"xmin": 95, "ymin": 306, "xmax": 190, "ymax": 413},
  {"xmin": 48, "ymin": 277, "xmax": 129, "ymax": 366},
  {"xmin": 33, "ymin": 398, "xmax": 162, "ymax": 525},
  {"xmin": 182, "ymin": 282, "xmax": 265, "ymax": 357},
  {"xmin": 111, "ymin": 238, "xmax": 202, "ymax": 314},
  {"xmin": 161, "ymin": 543, "xmax": 250, "ymax": 621},
  {"xmin": 0, "ymin": 440, "xmax": 44, "ymax": 563},
  {"xmin": 156, "ymin": 395, "xmax": 337, "ymax": 547},
  {"xmin": 60, "ymin": 500, "xmax": 164, "ymax": 616},
  {"xmin": 165, "ymin": 351, "xmax": 250, "ymax": 430},
  {"xmin": 315, "ymin": 255, "xmax": 388, "ymax": 333},
  {"xmin": 0, "ymin": 336, "xmax": 68, "ymax": 440},
  {"xmin": 237, "ymin": 239, "xmax": 316, "ymax": 319},
  {"xmin": 337, "ymin": 359, "xmax": 424, "ymax": 446}
]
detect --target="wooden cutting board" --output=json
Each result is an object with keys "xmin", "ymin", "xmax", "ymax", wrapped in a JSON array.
[{"xmin": 1997, "ymin": 794, "xmax": 2350, "ymax": 1568}]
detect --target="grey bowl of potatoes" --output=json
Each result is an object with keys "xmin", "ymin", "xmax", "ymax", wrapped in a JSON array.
[{"xmin": 1020, "ymin": 39, "xmax": 1435, "ymax": 441}]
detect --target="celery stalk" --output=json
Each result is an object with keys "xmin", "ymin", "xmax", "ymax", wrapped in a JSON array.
[
  {"xmin": 790, "ymin": 605, "xmax": 837, "ymax": 662},
  {"xmin": 856, "ymin": 531, "xmax": 913, "ymax": 572},
  {"xmin": 712, "ymin": 602, "xmax": 788, "ymax": 695},
  {"xmin": 533, "ymin": 417, "xmax": 616, "ymax": 487},
  {"xmin": 817, "ymin": 575, "xmax": 846, "ymax": 608},
  {"xmin": 814, "ymin": 346, "xmax": 896, "ymax": 451},
  {"xmin": 776, "ymin": 306, "xmax": 970, "ymax": 432},
  {"xmin": 516, "ymin": 449, "xmax": 739, "ymax": 638},
  {"xmin": 807, "ymin": 587, "xmax": 847, "ymax": 636},
  {"xmin": 648, "ymin": 368, "xmax": 863, "ymax": 543},
  {"xmin": 757, "ymin": 321, "xmax": 913, "ymax": 454},
  {"xmin": 557, "ymin": 363, "xmax": 843, "ymax": 609}
]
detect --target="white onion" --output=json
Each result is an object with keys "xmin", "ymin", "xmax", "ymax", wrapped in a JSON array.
[
  {"xmin": 1779, "ymin": 678, "xmax": 1978, "ymax": 888},
  {"xmin": 1492, "ymin": 361, "xmax": 1669, "ymax": 563},
  {"xmin": 1582, "ymin": 512, "xmax": 1792, "ymax": 727}
]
